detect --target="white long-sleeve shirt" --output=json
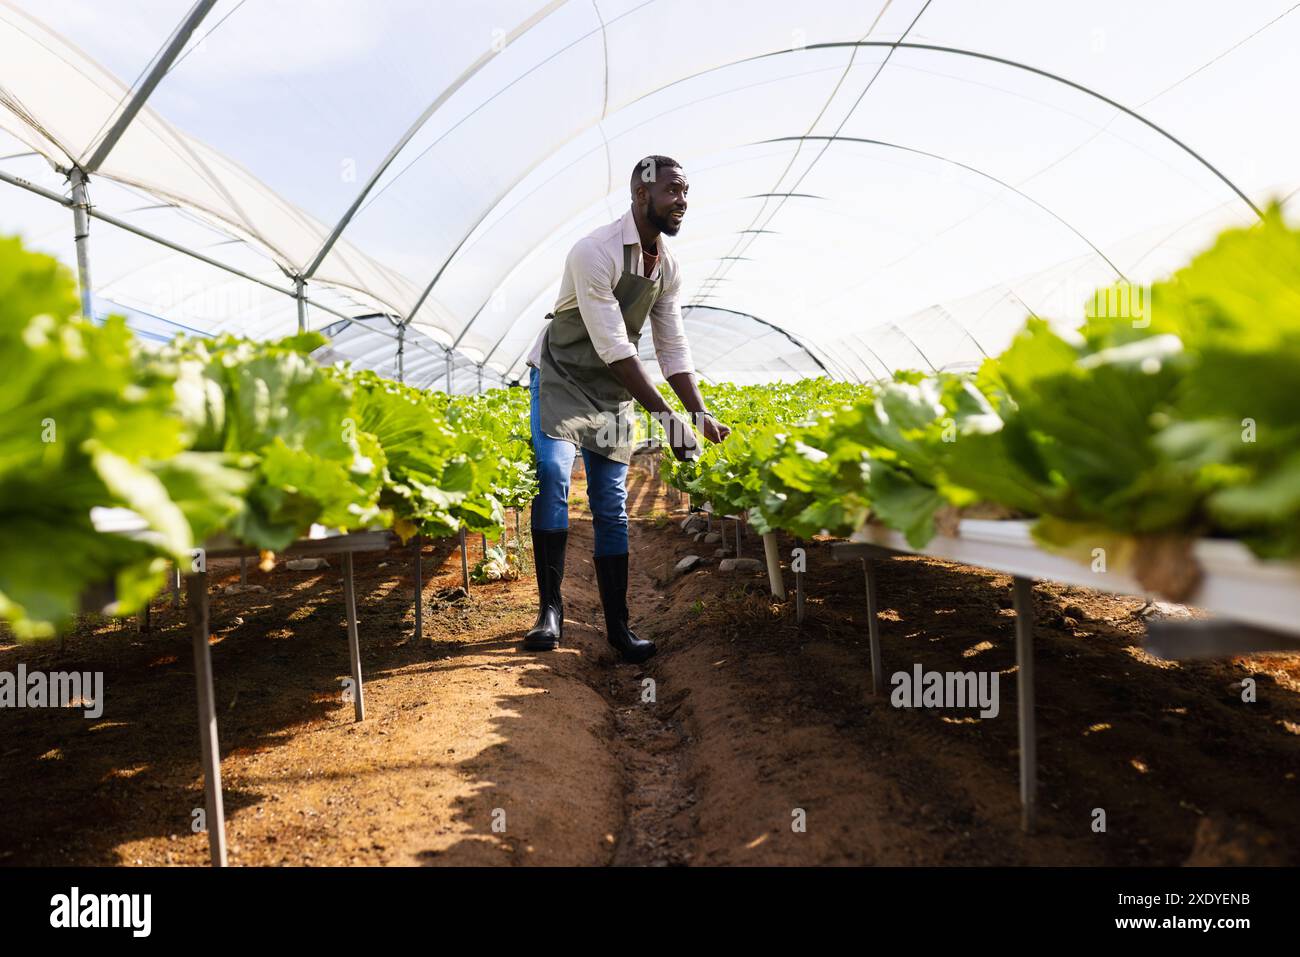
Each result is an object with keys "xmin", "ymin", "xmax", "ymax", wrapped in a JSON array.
[{"xmin": 525, "ymin": 208, "xmax": 695, "ymax": 379}]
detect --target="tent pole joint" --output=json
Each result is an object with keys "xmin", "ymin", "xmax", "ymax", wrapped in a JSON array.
[
  {"xmin": 294, "ymin": 276, "xmax": 308, "ymax": 333},
  {"xmin": 68, "ymin": 167, "xmax": 94, "ymax": 320}
]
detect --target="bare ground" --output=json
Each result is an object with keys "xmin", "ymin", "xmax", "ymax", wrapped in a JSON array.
[{"xmin": 2, "ymin": 461, "xmax": 1298, "ymax": 866}]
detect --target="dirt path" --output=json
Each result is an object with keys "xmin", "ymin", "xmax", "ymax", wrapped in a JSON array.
[{"xmin": 2, "ymin": 460, "xmax": 1298, "ymax": 866}]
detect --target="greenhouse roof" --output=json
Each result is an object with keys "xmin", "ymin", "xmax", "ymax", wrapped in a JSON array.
[{"xmin": 2, "ymin": 0, "xmax": 1296, "ymax": 388}]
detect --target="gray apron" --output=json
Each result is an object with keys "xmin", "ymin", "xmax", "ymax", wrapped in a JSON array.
[{"xmin": 537, "ymin": 243, "xmax": 662, "ymax": 465}]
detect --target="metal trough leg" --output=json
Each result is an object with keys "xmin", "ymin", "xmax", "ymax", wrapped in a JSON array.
[
  {"xmin": 342, "ymin": 553, "xmax": 365, "ymax": 722},
  {"xmin": 187, "ymin": 572, "xmax": 227, "ymax": 867},
  {"xmin": 459, "ymin": 528, "xmax": 470, "ymax": 591},
  {"xmin": 1012, "ymin": 575, "xmax": 1037, "ymax": 834},
  {"xmin": 413, "ymin": 534, "xmax": 423, "ymax": 644},
  {"xmin": 862, "ymin": 558, "xmax": 884, "ymax": 696},
  {"xmin": 762, "ymin": 532, "xmax": 786, "ymax": 600},
  {"xmin": 795, "ymin": 539, "xmax": 805, "ymax": 625}
]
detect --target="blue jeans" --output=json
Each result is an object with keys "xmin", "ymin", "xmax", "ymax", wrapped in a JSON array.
[{"xmin": 529, "ymin": 367, "xmax": 629, "ymax": 557}]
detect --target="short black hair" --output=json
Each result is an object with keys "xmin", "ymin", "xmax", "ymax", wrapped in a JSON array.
[{"xmin": 630, "ymin": 155, "xmax": 682, "ymax": 195}]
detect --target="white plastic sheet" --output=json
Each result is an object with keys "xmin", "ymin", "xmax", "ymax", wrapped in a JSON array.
[{"xmin": 2, "ymin": 1, "xmax": 1297, "ymax": 389}]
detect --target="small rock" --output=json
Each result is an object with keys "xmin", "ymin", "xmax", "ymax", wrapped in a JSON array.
[
  {"xmin": 681, "ymin": 514, "xmax": 708, "ymax": 534},
  {"xmin": 674, "ymin": 555, "xmax": 702, "ymax": 576},
  {"xmin": 703, "ymin": 532, "xmax": 721, "ymax": 544},
  {"xmin": 223, "ymin": 583, "xmax": 267, "ymax": 595},
  {"xmin": 1140, "ymin": 600, "xmax": 1192, "ymax": 620},
  {"xmin": 713, "ymin": 548, "xmax": 731, "ymax": 558},
  {"xmin": 285, "ymin": 557, "xmax": 330, "ymax": 571},
  {"xmin": 431, "ymin": 586, "xmax": 468, "ymax": 606},
  {"xmin": 719, "ymin": 558, "xmax": 763, "ymax": 573},
  {"xmin": 1062, "ymin": 603, "xmax": 1087, "ymax": 620}
]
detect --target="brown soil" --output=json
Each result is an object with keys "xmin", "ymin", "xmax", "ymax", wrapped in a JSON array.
[{"xmin": 2, "ymin": 463, "xmax": 1298, "ymax": 866}]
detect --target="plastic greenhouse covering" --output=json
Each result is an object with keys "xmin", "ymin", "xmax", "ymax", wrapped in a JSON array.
[{"xmin": 2, "ymin": 0, "xmax": 1298, "ymax": 391}]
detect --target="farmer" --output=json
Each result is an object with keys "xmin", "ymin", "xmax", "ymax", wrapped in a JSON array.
[{"xmin": 523, "ymin": 155, "xmax": 730, "ymax": 663}]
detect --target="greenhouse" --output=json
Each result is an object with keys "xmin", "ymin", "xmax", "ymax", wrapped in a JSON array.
[{"xmin": 1, "ymin": 0, "xmax": 1299, "ymax": 897}]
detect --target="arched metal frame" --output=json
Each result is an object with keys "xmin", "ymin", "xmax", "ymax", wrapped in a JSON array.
[
  {"xmin": 679, "ymin": 304, "xmax": 831, "ymax": 376},
  {"xmin": 479, "ymin": 126, "xmax": 1121, "ymax": 381},
  {"xmin": 398, "ymin": 37, "xmax": 1261, "ymax": 378},
  {"xmin": 758, "ymin": 135, "xmax": 1127, "ymax": 276},
  {"xmin": 10, "ymin": 15, "xmax": 1267, "ymax": 388},
  {"xmin": 300, "ymin": 0, "xmax": 570, "ymax": 281}
]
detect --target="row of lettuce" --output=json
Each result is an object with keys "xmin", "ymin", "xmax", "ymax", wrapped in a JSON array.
[
  {"xmin": 1, "ymin": 236, "xmax": 536, "ymax": 640},
  {"xmin": 662, "ymin": 206, "xmax": 1300, "ymax": 599}
]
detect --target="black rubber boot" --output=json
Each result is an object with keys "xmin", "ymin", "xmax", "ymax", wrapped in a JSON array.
[
  {"xmin": 593, "ymin": 553, "xmax": 656, "ymax": 664},
  {"xmin": 524, "ymin": 528, "xmax": 566, "ymax": 650}
]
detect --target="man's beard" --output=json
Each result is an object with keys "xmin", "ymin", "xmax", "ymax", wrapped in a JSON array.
[{"xmin": 646, "ymin": 199, "xmax": 682, "ymax": 236}]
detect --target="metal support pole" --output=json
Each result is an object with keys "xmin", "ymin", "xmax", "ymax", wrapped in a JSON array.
[
  {"xmin": 1012, "ymin": 575, "xmax": 1037, "ymax": 833},
  {"xmin": 476, "ymin": 363, "xmax": 484, "ymax": 394},
  {"xmin": 445, "ymin": 349, "xmax": 453, "ymax": 394},
  {"xmin": 186, "ymin": 572, "xmax": 227, "ymax": 867},
  {"xmin": 396, "ymin": 323, "xmax": 406, "ymax": 384},
  {"xmin": 459, "ymin": 528, "xmax": 470, "ymax": 591},
  {"xmin": 69, "ymin": 168, "xmax": 93, "ymax": 319},
  {"xmin": 481, "ymin": 532, "xmax": 488, "ymax": 557},
  {"xmin": 413, "ymin": 534, "xmax": 423, "ymax": 643},
  {"xmin": 295, "ymin": 276, "xmax": 307, "ymax": 333},
  {"xmin": 172, "ymin": 564, "xmax": 182, "ymax": 608},
  {"xmin": 342, "ymin": 553, "xmax": 366, "ymax": 722},
  {"xmin": 0, "ymin": 167, "xmax": 366, "ymax": 325},
  {"xmin": 862, "ymin": 559, "xmax": 884, "ymax": 696},
  {"xmin": 794, "ymin": 538, "xmax": 805, "ymax": 624},
  {"xmin": 762, "ymin": 532, "xmax": 786, "ymax": 600},
  {"xmin": 82, "ymin": 0, "xmax": 219, "ymax": 174}
]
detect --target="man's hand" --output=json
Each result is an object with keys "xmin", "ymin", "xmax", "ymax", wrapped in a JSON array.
[
  {"xmin": 604, "ymin": 358, "xmax": 725, "ymax": 455},
  {"xmin": 695, "ymin": 411, "xmax": 730, "ymax": 444},
  {"xmin": 668, "ymin": 371, "xmax": 732, "ymax": 446},
  {"xmin": 665, "ymin": 413, "xmax": 700, "ymax": 462},
  {"xmin": 604, "ymin": 357, "xmax": 698, "ymax": 460}
]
